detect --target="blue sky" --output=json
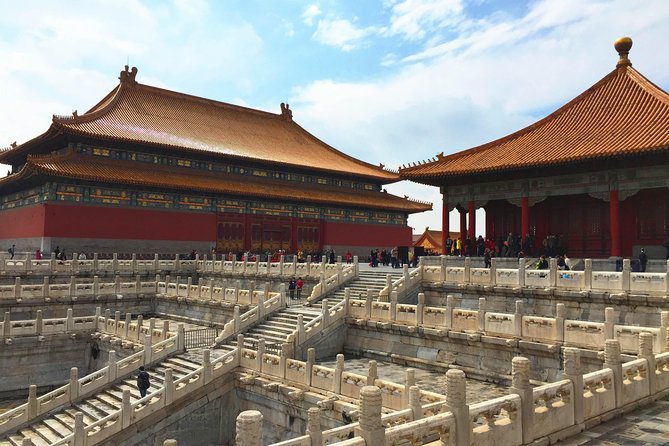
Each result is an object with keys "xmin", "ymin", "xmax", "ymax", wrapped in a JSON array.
[{"xmin": 1, "ymin": 0, "xmax": 668, "ymax": 235}]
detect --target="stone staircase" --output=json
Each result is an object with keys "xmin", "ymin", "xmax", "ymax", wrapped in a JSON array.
[
  {"xmin": 0, "ymin": 272, "xmax": 398, "ymax": 444},
  {"xmin": 321, "ymin": 270, "xmax": 403, "ymax": 308},
  {"xmin": 217, "ymin": 307, "xmax": 321, "ymax": 353},
  {"xmin": 0, "ymin": 355, "xmax": 203, "ymax": 446},
  {"xmin": 216, "ymin": 270, "xmax": 400, "ymax": 353}
]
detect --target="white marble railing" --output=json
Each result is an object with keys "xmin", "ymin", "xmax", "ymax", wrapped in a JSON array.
[
  {"xmin": 238, "ymin": 345, "xmax": 445, "ymax": 414},
  {"xmin": 200, "ymin": 256, "xmax": 344, "ymax": 280},
  {"xmin": 378, "ymin": 265, "xmax": 422, "ymax": 301},
  {"xmin": 213, "ymin": 291, "xmax": 285, "ymax": 345},
  {"xmin": 422, "ymin": 257, "xmax": 669, "ymax": 295},
  {"xmin": 307, "ymin": 262, "xmax": 358, "ymax": 304},
  {"xmin": 0, "ymin": 276, "xmax": 158, "ymax": 301},
  {"xmin": 0, "ymin": 254, "xmax": 345, "ymax": 280},
  {"xmin": 1, "ymin": 307, "xmax": 175, "ymax": 345},
  {"xmin": 0, "ymin": 324, "xmax": 184, "ymax": 437},
  {"xmin": 300, "ymin": 337, "xmax": 669, "ymax": 446},
  {"xmin": 0, "ymin": 254, "xmax": 198, "ymax": 276},
  {"xmin": 347, "ymin": 294, "xmax": 669, "ymax": 354},
  {"xmin": 159, "ymin": 277, "xmax": 283, "ymax": 307},
  {"xmin": 41, "ymin": 347, "xmax": 238, "ymax": 446}
]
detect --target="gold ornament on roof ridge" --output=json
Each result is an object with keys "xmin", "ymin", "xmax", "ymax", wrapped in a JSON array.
[{"xmin": 614, "ymin": 36, "xmax": 633, "ymax": 67}]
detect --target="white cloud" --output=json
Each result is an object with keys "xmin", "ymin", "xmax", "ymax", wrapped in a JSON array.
[
  {"xmin": 302, "ymin": 4, "xmax": 322, "ymax": 26},
  {"xmin": 312, "ymin": 17, "xmax": 376, "ymax": 51},
  {"xmin": 0, "ymin": 1, "xmax": 264, "ymax": 147},
  {"xmin": 173, "ymin": 0, "xmax": 209, "ymax": 19},
  {"xmin": 290, "ymin": 0, "xmax": 669, "ymax": 234},
  {"xmin": 385, "ymin": 0, "xmax": 465, "ymax": 40},
  {"xmin": 283, "ymin": 19, "xmax": 295, "ymax": 37}
]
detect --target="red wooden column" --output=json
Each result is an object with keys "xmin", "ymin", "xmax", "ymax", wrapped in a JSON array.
[
  {"xmin": 610, "ymin": 190, "xmax": 621, "ymax": 257},
  {"xmin": 442, "ymin": 199, "xmax": 449, "ymax": 253},
  {"xmin": 290, "ymin": 219, "xmax": 298, "ymax": 254},
  {"xmin": 467, "ymin": 200, "xmax": 476, "ymax": 239},
  {"xmin": 243, "ymin": 215, "xmax": 252, "ymax": 251},
  {"xmin": 459, "ymin": 209, "xmax": 466, "ymax": 242},
  {"xmin": 521, "ymin": 197, "xmax": 529, "ymax": 238}
]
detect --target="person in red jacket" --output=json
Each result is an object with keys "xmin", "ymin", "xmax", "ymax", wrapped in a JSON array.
[{"xmin": 296, "ymin": 277, "xmax": 304, "ymax": 300}]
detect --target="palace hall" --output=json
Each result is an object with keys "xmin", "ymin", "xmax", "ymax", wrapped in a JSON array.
[
  {"xmin": 0, "ymin": 67, "xmax": 430, "ymax": 255},
  {"xmin": 401, "ymin": 38, "xmax": 669, "ymax": 259}
]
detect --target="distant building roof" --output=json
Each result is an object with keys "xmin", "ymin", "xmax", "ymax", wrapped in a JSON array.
[
  {"xmin": 400, "ymin": 38, "xmax": 669, "ymax": 185},
  {"xmin": 413, "ymin": 228, "xmax": 460, "ymax": 254},
  {"xmin": 1, "ymin": 66, "xmax": 399, "ymax": 182}
]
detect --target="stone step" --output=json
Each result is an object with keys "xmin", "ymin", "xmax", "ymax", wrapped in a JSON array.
[
  {"xmin": 6, "ymin": 435, "xmax": 25, "ymax": 446},
  {"xmin": 42, "ymin": 418, "xmax": 72, "ymax": 438},
  {"xmin": 90, "ymin": 395, "xmax": 122, "ymax": 414},
  {"xmin": 63, "ymin": 408, "xmax": 96, "ymax": 426},
  {"xmin": 262, "ymin": 320, "xmax": 300, "ymax": 331},
  {"xmin": 164, "ymin": 357, "xmax": 201, "ymax": 371},
  {"xmin": 51, "ymin": 413, "xmax": 75, "ymax": 432},
  {"xmin": 104, "ymin": 387, "xmax": 136, "ymax": 405},
  {"xmin": 18, "ymin": 428, "xmax": 48, "ymax": 446},
  {"xmin": 35, "ymin": 421, "xmax": 65, "ymax": 442},
  {"xmin": 280, "ymin": 308, "xmax": 320, "ymax": 317},
  {"xmin": 247, "ymin": 327, "xmax": 292, "ymax": 339},
  {"xmin": 245, "ymin": 332, "xmax": 288, "ymax": 344},
  {"xmin": 157, "ymin": 363, "xmax": 196, "ymax": 378},
  {"xmin": 96, "ymin": 391, "xmax": 124, "ymax": 409},
  {"xmin": 72, "ymin": 401, "xmax": 108, "ymax": 423}
]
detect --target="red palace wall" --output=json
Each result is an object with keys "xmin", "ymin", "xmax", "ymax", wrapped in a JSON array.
[
  {"xmin": 42, "ymin": 203, "xmax": 216, "ymax": 241},
  {"xmin": 1, "ymin": 203, "xmax": 412, "ymax": 252},
  {"xmin": 0, "ymin": 205, "xmax": 46, "ymax": 238}
]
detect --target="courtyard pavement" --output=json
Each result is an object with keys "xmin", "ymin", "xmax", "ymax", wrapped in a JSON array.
[{"xmin": 560, "ymin": 396, "xmax": 669, "ymax": 445}]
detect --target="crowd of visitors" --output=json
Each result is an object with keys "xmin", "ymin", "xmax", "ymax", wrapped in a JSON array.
[{"xmin": 442, "ymin": 233, "xmax": 572, "ymax": 259}]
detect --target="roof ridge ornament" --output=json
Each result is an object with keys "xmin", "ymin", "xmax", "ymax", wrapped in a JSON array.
[
  {"xmin": 614, "ymin": 36, "xmax": 633, "ymax": 68},
  {"xmin": 280, "ymin": 102, "xmax": 293, "ymax": 120},
  {"xmin": 119, "ymin": 65, "xmax": 139, "ymax": 84}
]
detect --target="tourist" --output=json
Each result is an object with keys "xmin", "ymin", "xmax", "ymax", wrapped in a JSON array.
[
  {"xmin": 390, "ymin": 247, "xmax": 398, "ymax": 268},
  {"xmin": 78, "ymin": 252, "xmax": 87, "ymax": 261},
  {"xmin": 329, "ymin": 250, "xmax": 335, "ymax": 264},
  {"xmin": 639, "ymin": 248, "xmax": 648, "ymax": 272},
  {"xmin": 288, "ymin": 278, "xmax": 296, "ymax": 300},
  {"xmin": 296, "ymin": 277, "xmax": 304, "ymax": 300},
  {"xmin": 35, "ymin": 249, "xmax": 42, "ymax": 260},
  {"xmin": 345, "ymin": 250, "xmax": 352, "ymax": 264},
  {"xmin": 8, "ymin": 244, "xmax": 15, "ymax": 259},
  {"xmin": 53, "ymin": 246, "xmax": 61, "ymax": 259},
  {"xmin": 535, "ymin": 255, "xmax": 548, "ymax": 270},
  {"xmin": 484, "ymin": 248, "xmax": 492, "ymax": 268},
  {"xmin": 136, "ymin": 366, "xmax": 150, "ymax": 398},
  {"xmin": 557, "ymin": 255, "xmax": 569, "ymax": 271},
  {"xmin": 476, "ymin": 236, "xmax": 485, "ymax": 257},
  {"xmin": 445, "ymin": 237, "xmax": 453, "ymax": 255}
]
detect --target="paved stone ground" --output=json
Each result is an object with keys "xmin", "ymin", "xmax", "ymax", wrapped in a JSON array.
[
  {"xmin": 317, "ymin": 357, "xmax": 510, "ymax": 404},
  {"xmin": 559, "ymin": 397, "xmax": 669, "ymax": 446}
]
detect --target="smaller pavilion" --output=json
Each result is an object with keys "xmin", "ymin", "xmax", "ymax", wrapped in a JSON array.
[
  {"xmin": 413, "ymin": 227, "xmax": 459, "ymax": 255},
  {"xmin": 401, "ymin": 38, "xmax": 669, "ymax": 259}
]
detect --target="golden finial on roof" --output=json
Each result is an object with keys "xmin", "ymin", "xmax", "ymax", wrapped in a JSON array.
[
  {"xmin": 280, "ymin": 103, "xmax": 293, "ymax": 120},
  {"xmin": 614, "ymin": 36, "xmax": 633, "ymax": 67},
  {"xmin": 119, "ymin": 65, "xmax": 138, "ymax": 83}
]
